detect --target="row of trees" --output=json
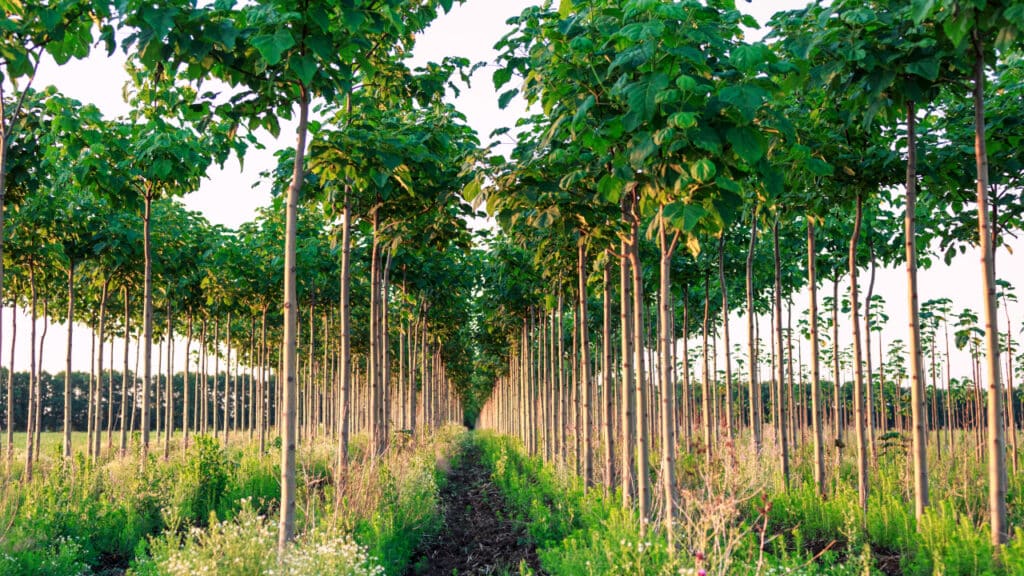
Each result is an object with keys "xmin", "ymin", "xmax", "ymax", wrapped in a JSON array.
[
  {"xmin": 474, "ymin": 0, "xmax": 1023, "ymax": 554},
  {"xmin": 2, "ymin": 0, "xmax": 491, "ymax": 553}
]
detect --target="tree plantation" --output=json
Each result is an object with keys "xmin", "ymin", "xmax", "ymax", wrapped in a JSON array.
[{"xmin": 2, "ymin": 0, "xmax": 1024, "ymax": 575}]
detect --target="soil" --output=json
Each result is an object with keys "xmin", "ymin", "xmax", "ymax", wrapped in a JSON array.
[{"xmin": 407, "ymin": 442, "xmax": 545, "ymax": 576}]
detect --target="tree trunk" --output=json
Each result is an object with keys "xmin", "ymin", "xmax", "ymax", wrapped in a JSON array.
[
  {"xmin": 278, "ymin": 86, "xmax": 308, "ymax": 552},
  {"xmin": 904, "ymin": 101, "xmax": 929, "ymax": 519},
  {"xmin": 63, "ymin": 261, "xmax": 76, "ymax": 457},
  {"xmin": 658, "ymin": 213, "xmax": 676, "ymax": 550},
  {"xmin": 337, "ymin": 191, "xmax": 352, "ymax": 482},
  {"xmin": 719, "ymin": 234, "xmax": 733, "ymax": 440},
  {"xmin": 628, "ymin": 187, "xmax": 649, "ymax": 530},
  {"xmin": 773, "ymin": 218, "xmax": 790, "ymax": 488},
  {"xmin": 579, "ymin": 240, "xmax": 593, "ymax": 486},
  {"xmin": 602, "ymin": 254, "xmax": 615, "ymax": 490},
  {"xmin": 746, "ymin": 208, "xmax": 761, "ymax": 451},
  {"xmin": 5, "ymin": 305, "xmax": 15, "ymax": 470},
  {"xmin": 120, "ymin": 288, "xmax": 130, "ymax": 455},
  {"xmin": 849, "ymin": 195, "xmax": 869, "ymax": 515},
  {"xmin": 619, "ymin": 235, "xmax": 634, "ymax": 507},
  {"xmin": 808, "ymin": 221, "xmax": 826, "ymax": 496},
  {"xmin": 94, "ymin": 279, "xmax": 109, "ymax": 458},
  {"xmin": 24, "ymin": 264, "xmax": 37, "ymax": 481},
  {"xmin": 972, "ymin": 31, "xmax": 1007, "ymax": 546},
  {"xmin": 142, "ymin": 191, "xmax": 154, "ymax": 457}
]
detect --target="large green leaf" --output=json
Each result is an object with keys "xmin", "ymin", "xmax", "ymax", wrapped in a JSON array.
[
  {"xmin": 251, "ymin": 29, "xmax": 295, "ymax": 66},
  {"xmin": 725, "ymin": 125, "xmax": 767, "ymax": 165},
  {"xmin": 690, "ymin": 158, "xmax": 716, "ymax": 183}
]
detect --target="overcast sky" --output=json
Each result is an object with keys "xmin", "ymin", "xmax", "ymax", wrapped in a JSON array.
[{"xmin": 14, "ymin": 0, "xmax": 1023, "ymax": 382}]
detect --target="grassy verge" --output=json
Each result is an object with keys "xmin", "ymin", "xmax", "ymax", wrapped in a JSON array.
[
  {"xmin": 0, "ymin": 427, "xmax": 467, "ymax": 576},
  {"xmin": 474, "ymin": 431, "xmax": 1024, "ymax": 576}
]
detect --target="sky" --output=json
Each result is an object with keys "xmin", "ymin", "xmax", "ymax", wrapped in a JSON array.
[{"xmin": 9, "ymin": 0, "xmax": 1023, "ymax": 384}]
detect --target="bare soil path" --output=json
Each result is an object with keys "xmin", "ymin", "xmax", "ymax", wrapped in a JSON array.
[{"xmin": 407, "ymin": 441, "xmax": 544, "ymax": 576}]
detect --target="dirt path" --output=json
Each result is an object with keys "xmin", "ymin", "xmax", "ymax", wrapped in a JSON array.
[{"xmin": 407, "ymin": 441, "xmax": 544, "ymax": 576}]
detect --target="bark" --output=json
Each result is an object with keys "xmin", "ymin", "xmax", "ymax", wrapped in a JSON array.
[
  {"xmin": 628, "ymin": 187, "xmax": 649, "ymax": 529},
  {"xmin": 94, "ymin": 279, "xmax": 109, "ymax": 458},
  {"xmin": 142, "ymin": 191, "xmax": 154, "ymax": 456},
  {"xmin": 702, "ymin": 272, "xmax": 713, "ymax": 464},
  {"xmin": 24, "ymin": 265, "xmax": 37, "ymax": 481},
  {"xmin": 972, "ymin": 31, "xmax": 1007, "ymax": 546},
  {"xmin": 620, "ymin": 243, "xmax": 634, "ymax": 506},
  {"xmin": 746, "ymin": 208, "xmax": 761, "ymax": 450},
  {"xmin": 808, "ymin": 221, "xmax": 826, "ymax": 496},
  {"xmin": 5, "ymin": 307, "xmax": 14, "ymax": 470},
  {"xmin": 63, "ymin": 261, "xmax": 76, "ymax": 458},
  {"xmin": 773, "ymin": 218, "xmax": 790, "ymax": 488},
  {"xmin": 904, "ymin": 101, "xmax": 929, "ymax": 519},
  {"xmin": 658, "ymin": 213, "xmax": 676, "ymax": 549},
  {"xmin": 849, "ymin": 195, "xmax": 869, "ymax": 515},
  {"xmin": 719, "ymin": 234, "xmax": 733, "ymax": 440},
  {"xmin": 602, "ymin": 254, "xmax": 615, "ymax": 490},
  {"xmin": 279, "ymin": 86, "xmax": 308, "ymax": 552},
  {"xmin": 337, "ymin": 191, "xmax": 352, "ymax": 481},
  {"xmin": 120, "ymin": 288, "xmax": 130, "ymax": 455},
  {"xmin": 578, "ymin": 240, "xmax": 593, "ymax": 486}
]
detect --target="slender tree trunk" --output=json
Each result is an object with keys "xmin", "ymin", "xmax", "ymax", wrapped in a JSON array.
[
  {"xmin": 719, "ymin": 234, "xmax": 734, "ymax": 440},
  {"xmin": 5, "ymin": 306, "xmax": 14, "ymax": 470},
  {"xmin": 24, "ymin": 265, "xmax": 37, "ymax": 481},
  {"xmin": 904, "ymin": 102, "xmax": 929, "ymax": 519},
  {"xmin": 849, "ymin": 196, "xmax": 869, "ymax": 515},
  {"xmin": 702, "ymin": 272, "xmax": 712, "ymax": 464},
  {"xmin": 658, "ymin": 213, "xmax": 676, "ymax": 550},
  {"xmin": 63, "ymin": 262, "xmax": 76, "ymax": 458},
  {"xmin": 972, "ymin": 32, "xmax": 1007, "ymax": 546},
  {"xmin": 337, "ymin": 192, "xmax": 352, "ymax": 482},
  {"xmin": 833, "ymin": 280, "xmax": 843, "ymax": 462},
  {"xmin": 865, "ymin": 243, "xmax": 877, "ymax": 461},
  {"xmin": 628, "ymin": 187, "xmax": 649, "ymax": 530},
  {"xmin": 579, "ymin": 240, "xmax": 593, "ymax": 486},
  {"xmin": 279, "ymin": 86, "xmax": 308, "ymax": 552},
  {"xmin": 602, "ymin": 254, "xmax": 614, "ymax": 490},
  {"xmin": 120, "ymin": 288, "xmax": 130, "ymax": 455},
  {"xmin": 746, "ymin": 208, "xmax": 761, "ymax": 451},
  {"xmin": 808, "ymin": 221, "xmax": 826, "ymax": 496},
  {"xmin": 93, "ymin": 280, "xmax": 109, "ymax": 458},
  {"xmin": 142, "ymin": 191, "xmax": 154, "ymax": 457},
  {"xmin": 773, "ymin": 218, "xmax": 790, "ymax": 488},
  {"xmin": 620, "ymin": 242, "xmax": 634, "ymax": 507},
  {"xmin": 184, "ymin": 313, "xmax": 192, "ymax": 451}
]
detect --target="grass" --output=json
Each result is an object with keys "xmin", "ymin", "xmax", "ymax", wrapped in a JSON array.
[
  {"xmin": 0, "ymin": 427, "xmax": 467, "ymax": 576},
  {"xmin": 473, "ymin": 429, "xmax": 1024, "ymax": 576}
]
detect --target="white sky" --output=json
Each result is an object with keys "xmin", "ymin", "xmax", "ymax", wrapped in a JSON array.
[{"xmin": 9, "ymin": 0, "xmax": 1023, "ymax": 386}]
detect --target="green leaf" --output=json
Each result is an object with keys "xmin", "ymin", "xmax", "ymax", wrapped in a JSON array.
[
  {"xmin": 289, "ymin": 52, "xmax": 317, "ymax": 85},
  {"xmin": 690, "ymin": 159, "xmax": 716, "ymax": 183},
  {"xmin": 731, "ymin": 43, "xmax": 769, "ymax": 74},
  {"xmin": 726, "ymin": 126, "xmax": 767, "ymax": 165},
  {"xmin": 559, "ymin": 0, "xmax": 573, "ymax": 19},
  {"xmin": 629, "ymin": 133, "xmax": 657, "ymax": 168},
  {"xmin": 717, "ymin": 84, "xmax": 766, "ymax": 124},
  {"xmin": 910, "ymin": 0, "xmax": 936, "ymax": 24},
  {"xmin": 440, "ymin": 0, "xmax": 454, "ymax": 13},
  {"xmin": 675, "ymin": 74, "xmax": 697, "ymax": 92},
  {"xmin": 251, "ymin": 29, "xmax": 295, "ymax": 66},
  {"xmin": 806, "ymin": 157, "xmax": 834, "ymax": 177},
  {"xmin": 573, "ymin": 94, "xmax": 596, "ymax": 127},
  {"xmin": 493, "ymin": 66, "xmax": 513, "ymax": 90},
  {"xmin": 498, "ymin": 88, "xmax": 519, "ymax": 110},
  {"xmin": 942, "ymin": 15, "xmax": 972, "ymax": 48},
  {"xmin": 669, "ymin": 111, "xmax": 697, "ymax": 129},
  {"xmin": 597, "ymin": 174, "xmax": 624, "ymax": 204},
  {"xmin": 906, "ymin": 58, "xmax": 939, "ymax": 81}
]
